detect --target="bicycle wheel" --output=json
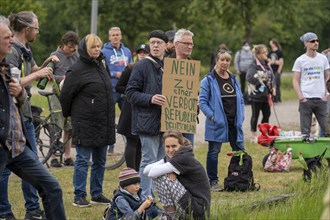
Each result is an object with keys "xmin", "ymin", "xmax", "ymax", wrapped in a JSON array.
[
  {"xmin": 106, "ymin": 130, "xmax": 126, "ymax": 170},
  {"xmin": 35, "ymin": 123, "xmax": 58, "ymax": 164}
]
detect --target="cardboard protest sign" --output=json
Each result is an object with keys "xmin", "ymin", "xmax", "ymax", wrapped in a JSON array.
[{"xmin": 161, "ymin": 58, "xmax": 200, "ymax": 133}]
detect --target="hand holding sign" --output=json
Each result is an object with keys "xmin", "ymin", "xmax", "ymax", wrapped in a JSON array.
[{"xmin": 151, "ymin": 94, "xmax": 166, "ymax": 106}]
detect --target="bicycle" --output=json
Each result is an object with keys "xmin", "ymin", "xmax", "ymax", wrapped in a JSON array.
[{"xmin": 32, "ymin": 90, "xmax": 126, "ymax": 170}]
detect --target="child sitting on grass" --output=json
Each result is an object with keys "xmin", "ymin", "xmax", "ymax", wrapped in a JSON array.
[{"xmin": 104, "ymin": 167, "xmax": 158, "ymax": 220}]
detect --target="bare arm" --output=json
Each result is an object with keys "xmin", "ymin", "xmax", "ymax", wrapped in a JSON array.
[{"xmin": 292, "ymin": 71, "xmax": 304, "ymax": 101}]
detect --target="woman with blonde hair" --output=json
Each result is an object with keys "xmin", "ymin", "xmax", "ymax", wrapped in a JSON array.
[
  {"xmin": 199, "ymin": 50, "xmax": 245, "ymax": 191},
  {"xmin": 247, "ymin": 44, "xmax": 276, "ymax": 142},
  {"xmin": 60, "ymin": 34, "xmax": 116, "ymax": 207}
]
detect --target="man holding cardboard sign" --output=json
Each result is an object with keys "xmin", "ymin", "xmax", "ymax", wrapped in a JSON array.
[
  {"xmin": 126, "ymin": 30, "xmax": 168, "ymax": 199},
  {"xmin": 166, "ymin": 29, "xmax": 199, "ymax": 145}
]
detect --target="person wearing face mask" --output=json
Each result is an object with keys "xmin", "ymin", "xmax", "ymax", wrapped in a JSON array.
[{"xmin": 234, "ymin": 41, "xmax": 254, "ymax": 96}]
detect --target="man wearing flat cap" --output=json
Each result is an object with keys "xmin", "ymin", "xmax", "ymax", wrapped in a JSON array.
[
  {"xmin": 292, "ymin": 32, "xmax": 330, "ymax": 136},
  {"xmin": 126, "ymin": 30, "xmax": 168, "ymax": 199}
]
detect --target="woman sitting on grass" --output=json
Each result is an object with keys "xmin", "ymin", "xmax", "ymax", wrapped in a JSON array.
[{"xmin": 144, "ymin": 129, "xmax": 211, "ymax": 220}]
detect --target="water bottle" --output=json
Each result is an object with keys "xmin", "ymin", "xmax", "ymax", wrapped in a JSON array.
[
  {"xmin": 10, "ymin": 67, "xmax": 21, "ymax": 83},
  {"xmin": 37, "ymin": 61, "xmax": 53, "ymax": 90}
]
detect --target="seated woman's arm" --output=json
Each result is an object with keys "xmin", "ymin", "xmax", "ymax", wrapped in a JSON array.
[{"xmin": 144, "ymin": 159, "xmax": 180, "ymax": 178}]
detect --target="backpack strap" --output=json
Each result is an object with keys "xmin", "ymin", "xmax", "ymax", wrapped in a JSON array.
[{"xmin": 145, "ymin": 56, "xmax": 164, "ymax": 72}]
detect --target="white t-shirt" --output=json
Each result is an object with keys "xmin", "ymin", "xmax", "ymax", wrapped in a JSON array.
[{"xmin": 292, "ymin": 53, "xmax": 330, "ymax": 98}]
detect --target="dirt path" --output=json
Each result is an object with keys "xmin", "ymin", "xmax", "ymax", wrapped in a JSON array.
[
  {"xmin": 31, "ymin": 87, "xmax": 300, "ymax": 145},
  {"xmin": 195, "ymin": 101, "xmax": 300, "ymax": 145}
]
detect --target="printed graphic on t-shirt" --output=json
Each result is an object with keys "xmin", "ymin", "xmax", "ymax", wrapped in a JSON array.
[{"xmin": 303, "ymin": 66, "xmax": 322, "ymax": 80}]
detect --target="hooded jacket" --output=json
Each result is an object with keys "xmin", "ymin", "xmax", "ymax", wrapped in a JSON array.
[
  {"xmin": 60, "ymin": 37, "xmax": 115, "ymax": 147},
  {"xmin": 199, "ymin": 70, "xmax": 245, "ymax": 143},
  {"xmin": 169, "ymin": 145, "xmax": 211, "ymax": 219},
  {"xmin": 101, "ymin": 42, "xmax": 133, "ymax": 90}
]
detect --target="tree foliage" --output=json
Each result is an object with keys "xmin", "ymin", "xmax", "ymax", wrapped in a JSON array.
[{"xmin": 2, "ymin": 0, "xmax": 329, "ymax": 72}]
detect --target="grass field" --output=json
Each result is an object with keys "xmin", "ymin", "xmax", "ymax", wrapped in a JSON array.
[
  {"xmin": 8, "ymin": 142, "xmax": 329, "ymax": 219},
  {"xmin": 8, "ymin": 74, "xmax": 328, "ymax": 219}
]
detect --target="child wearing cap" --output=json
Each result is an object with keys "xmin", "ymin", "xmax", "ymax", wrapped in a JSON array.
[{"xmin": 104, "ymin": 167, "xmax": 158, "ymax": 220}]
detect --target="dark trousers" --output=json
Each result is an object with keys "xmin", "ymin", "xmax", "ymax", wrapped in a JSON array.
[
  {"xmin": 239, "ymin": 71, "xmax": 247, "ymax": 94},
  {"xmin": 273, "ymin": 72, "xmax": 281, "ymax": 102},
  {"xmin": 250, "ymin": 101, "xmax": 271, "ymax": 132},
  {"xmin": 124, "ymin": 136, "xmax": 141, "ymax": 172},
  {"xmin": 0, "ymin": 146, "xmax": 66, "ymax": 220}
]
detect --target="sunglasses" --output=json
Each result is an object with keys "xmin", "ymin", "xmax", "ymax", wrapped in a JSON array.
[
  {"xmin": 308, "ymin": 39, "xmax": 319, "ymax": 43},
  {"xmin": 218, "ymin": 49, "xmax": 232, "ymax": 54}
]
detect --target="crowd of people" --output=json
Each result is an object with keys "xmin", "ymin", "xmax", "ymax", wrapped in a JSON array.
[{"xmin": 1, "ymin": 9, "xmax": 330, "ymax": 220}]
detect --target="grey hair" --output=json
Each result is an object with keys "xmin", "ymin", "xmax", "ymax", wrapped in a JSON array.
[
  {"xmin": 108, "ymin": 26, "xmax": 121, "ymax": 35},
  {"xmin": 174, "ymin": 28, "xmax": 194, "ymax": 44},
  {"xmin": 0, "ymin": 15, "xmax": 9, "ymax": 26}
]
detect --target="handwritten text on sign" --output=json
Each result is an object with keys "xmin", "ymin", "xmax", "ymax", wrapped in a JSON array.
[{"xmin": 161, "ymin": 58, "xmax": 200, "ymax": 133}]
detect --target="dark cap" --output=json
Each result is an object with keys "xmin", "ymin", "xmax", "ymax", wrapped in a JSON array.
[
  {"xmin": 165, "ymin": 30, "xmax": 175, "ymax": 41},
  {"xmin": 148, "ymin": 30, "xmax": 168, "ymax": 43},
  {"xmin": 136, "ymin": 44, "xmax": 150, "ymax": 53}
]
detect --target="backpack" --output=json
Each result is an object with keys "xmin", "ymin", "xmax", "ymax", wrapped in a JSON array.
[{"xmin": 224, "ymin": 151, "xmax": 260, "ymax": 192}]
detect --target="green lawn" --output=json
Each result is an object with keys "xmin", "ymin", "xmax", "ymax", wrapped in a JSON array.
[
  {"xmin": 10, "ymin": 74, "xmax": 327, "ymax": 219},
  {"xmin": 8, "ymin": 141, "xmax": 328, "ymax": 219}
]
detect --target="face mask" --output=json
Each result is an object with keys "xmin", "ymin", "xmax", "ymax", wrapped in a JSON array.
[{"xmin": 243, "ymin": 45, "xmax": 250, "ymax": 51}]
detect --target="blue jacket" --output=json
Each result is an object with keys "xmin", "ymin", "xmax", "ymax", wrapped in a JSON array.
[
  {"xmin": 107, "ymin": 188, "xmax": 158, "ymax": 220},
  {"xmin": 199, "ymin": 70, "xmax": 245, "ymax": 142},
  {"xmin": 101, "ymin": 42, "xmax": 132, "ymax": 90},
  {"xmin": 126, "ymin": 55, "xmax": 163, "ymax": 136}
]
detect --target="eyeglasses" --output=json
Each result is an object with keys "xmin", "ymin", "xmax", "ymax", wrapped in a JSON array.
[
  {"xmin": 177, "ymin": 41, "xmax": 194, "ymax": 47},
  {"xmin": 308, "ymin": 39, "xmax": 319, "ymax": 43}
]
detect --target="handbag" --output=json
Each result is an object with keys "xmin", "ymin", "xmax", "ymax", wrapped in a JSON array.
[{"xmin": 264, "ymin": 147, "xmax": 292, "ymax": 172}]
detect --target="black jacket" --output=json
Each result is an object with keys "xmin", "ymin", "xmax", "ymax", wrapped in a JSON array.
[
  {"xmin": 60, "ymin": 38, "xmax": 115, "ymax": 147},
  {"xmin": 246, "ymin": 59, "xmax": 275, "ymax": 102},
  {"xmin": 115, "ymin": 64, "xmax": 137, "ymax": 138},
  {"xmin": 126, "ymin": 56, "xmax": 163, "ymax": 136}
]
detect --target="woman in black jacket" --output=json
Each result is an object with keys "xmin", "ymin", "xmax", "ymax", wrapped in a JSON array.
[
  {"xmin": 60, "ymin": 34, "xmax": 115, "ymax": 207},
  {"xmin": 246, "ymin": 44, "xmax": 276, "ymax": 142},
  {"xmin": 116, "ymin": 44, "xmax": 149, "ymax": 171}
]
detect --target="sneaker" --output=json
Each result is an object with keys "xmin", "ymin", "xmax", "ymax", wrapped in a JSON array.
[
  {"xmin": 210, "ymin": 181, "xmax": 223, "ymax": 192},
  {"xmin": 73, "ymin": 196, "xmax": 91, "ymax": 207},
  {"xmin": 0, "ymin": 213, "xmax": 16, "ymax": 220},
  {"xmin": 64, "ymin": 158, "xmax": 74, "ymax": 166},
  {"xmin": 25, "ymin": 209, "xmax": 46, "ymax": 220},
  {"xmin": 91, "ymin": 194, "xmax": 111, "ymax": 205},
  {"xmin": 50, "ymin": 158, "xmax": 62, "ymax": 168}
]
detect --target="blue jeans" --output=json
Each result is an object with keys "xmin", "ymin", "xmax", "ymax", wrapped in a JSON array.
[
  {"xmin": 0, "ymin": 145, "xmax": 66, "ymax": 220},
  {"xmin": 0, "ymin": 120, "xmax": 40, "ymax": 214},
  {"xmin": 108, "ymin": 92, "xmax": 124, "ymax": 152},
  {"xmin": 182, "ymin": 133, "xmax": 194, "ymax": 146},
  {"xmin": 73, "ymin": 145, "xmax": 107, "ymax": 198},
  {"xmin": 206, "ymin": 125, "xmax": 245, "ymax": 182},
  {"xmin": 139, "ymin": 135, "xmax": 165, "ymax": 199}
]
